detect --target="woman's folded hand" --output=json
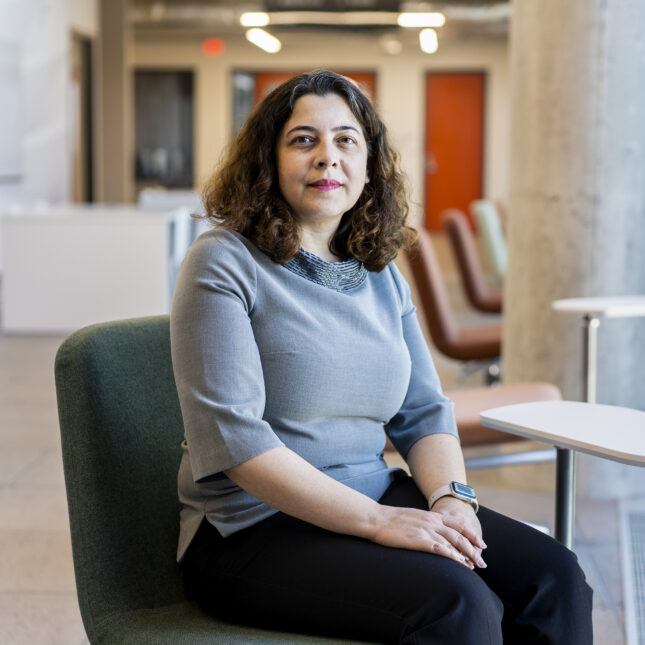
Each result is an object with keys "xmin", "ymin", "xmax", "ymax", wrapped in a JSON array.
[{"xmin": 369, "ymin": 503, "xmax": 487, "ymax": 569}]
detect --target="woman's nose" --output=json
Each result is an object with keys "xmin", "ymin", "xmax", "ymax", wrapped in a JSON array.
[
  {"xmin": 316, "ymin": 158, "xmax": 337, "ymax": 168},
  {"xmin": 315, "ymin": 142, "xmax": 338, "ymax": 168}
]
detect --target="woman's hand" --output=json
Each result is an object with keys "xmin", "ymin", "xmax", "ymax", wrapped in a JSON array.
[
  {"xmin": 431, "ymin": 497, "xmax": 486, "ymax": 568},
  {"xmin": 370, "ymin": 503, "xmax": 487, "ymax": 569}
]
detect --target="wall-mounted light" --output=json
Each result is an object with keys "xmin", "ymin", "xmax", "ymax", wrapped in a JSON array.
[
  {"xmin": 419, "ymin": 28, "xmax": 438, "ymax": 54},
  {"xmin": 398, "ymin": 12, "xmax": 445, "ymax": 28},
  {"xmin": 246, "ymin": 28, "xmax": 282, "ymax": 54},
  {"xmin": 201, "ymin": 37, "xmax": 225, "ymax": 57},
  {"xmin": 240, "ymin": 12, "xmax": 270, "ymax": 27}
]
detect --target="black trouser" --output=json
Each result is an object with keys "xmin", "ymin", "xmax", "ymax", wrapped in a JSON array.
[{"xmin": 182, "ymin": 475, "xmax": 593, "ymax": 644}]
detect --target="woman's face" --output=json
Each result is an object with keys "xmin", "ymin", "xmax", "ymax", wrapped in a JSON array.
[{"xmin": 276, "ymin": 93, "xmax": 369, "ymax": 234}]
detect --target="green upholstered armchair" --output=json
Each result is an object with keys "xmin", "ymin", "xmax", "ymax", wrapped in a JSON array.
[{"xmin": 55, "ymin": 316, "xmax": 369, "ymax": 644}]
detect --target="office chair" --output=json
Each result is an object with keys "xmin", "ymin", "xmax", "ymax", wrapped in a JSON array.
[
  {"xmin": 55, "ymin": 316, "xmax": 369, "ymax": 645},
  {"xmin": 442, "ymin": 209, "xmax": 502, "ymax": 314}
]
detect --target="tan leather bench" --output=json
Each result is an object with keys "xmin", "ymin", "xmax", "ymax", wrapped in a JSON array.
[{"xmin": 385, "ymin": 381, "xmax": 561, "ymax": 454}]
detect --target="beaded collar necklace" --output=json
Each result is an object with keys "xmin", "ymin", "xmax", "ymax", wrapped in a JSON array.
[{"xmin": 284, "ymin": 248, "xmax": 367, "ymax": 293}]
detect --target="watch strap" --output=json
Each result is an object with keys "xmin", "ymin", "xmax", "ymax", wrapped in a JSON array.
[
  {"xmin": 429, "ymin": 482, "xmax": 479, "ymax": 513},
  {"xmin": 428, "ymin": 484, "xmax": 453, "ymax": 509}
]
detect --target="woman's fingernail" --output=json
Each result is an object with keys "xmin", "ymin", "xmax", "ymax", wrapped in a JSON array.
[{"xmin": 478, "ymin": 557, "xmax": 487, "ymax": 568}]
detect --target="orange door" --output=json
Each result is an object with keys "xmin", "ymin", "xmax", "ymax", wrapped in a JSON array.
[
  {"xmin": 425, "ymin": 73, "xmax": 484, "ymax": 230},
  {"xmin": 254, "ymin": 71, "xmax": 376, "ymax": 105}
]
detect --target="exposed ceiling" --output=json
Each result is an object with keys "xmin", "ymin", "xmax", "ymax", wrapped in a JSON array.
[
  {"xmin": 129, "ymin": 1, "xmax": 511, "ymax": 40},
  {"xmin": 130, "ymin": 0, "xmax": 508, "ymax": 7}
]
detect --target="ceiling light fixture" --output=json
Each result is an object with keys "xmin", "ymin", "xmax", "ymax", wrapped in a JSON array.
[
  {"xmin": 240, "ymin": 12, "xmax": 270, "ymax": 27},
  {"xmin": 267, "ymin": 11, "xmax": 395, "ymax": 26},
  {"xmin": 398, "ymin": 12, "xmax": 445, "ymax": 28},
  {"xmin": 419, "ymin": 28, "xmax": 438, "ymax": 53},
  {"xmin": 245, "ymin": 28, "xmax": 282, "ymax": 54}
]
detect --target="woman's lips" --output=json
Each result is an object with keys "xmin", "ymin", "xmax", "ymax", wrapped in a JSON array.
[{"xmin": 309, "ymin": 179, "xmax": 341, "ymax": 192}]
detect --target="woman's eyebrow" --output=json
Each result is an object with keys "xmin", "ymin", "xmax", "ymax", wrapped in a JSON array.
[{"xmin": 285, "ymin": 124, "xmax": 360, "ymax": 136}]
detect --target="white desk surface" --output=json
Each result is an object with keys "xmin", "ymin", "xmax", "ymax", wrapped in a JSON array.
[
  {"xmin": 552, "ymin": 296, "xmax": 645, "ymax": 318},
  {"xmin": 480, "ymin": 400, "xmax": 645, "ymax": 467}
]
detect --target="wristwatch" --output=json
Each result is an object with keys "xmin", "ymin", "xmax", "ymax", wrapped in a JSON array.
[{"xmin": 429, "ymin": 481, "xmax": 479, "ymax": 513}]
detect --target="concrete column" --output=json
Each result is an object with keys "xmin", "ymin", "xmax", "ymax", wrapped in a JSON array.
[
  {"xmin": 504, "ymin": 0, "xmax": 645, "ymax": 497},
  {"xmin": 95, "ymin": 0, "xmax": 133, "ymax": 202}
]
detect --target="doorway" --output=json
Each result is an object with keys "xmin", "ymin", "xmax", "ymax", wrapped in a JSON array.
[
  {"xmin": 425, "ymin": 72, "xmax": 485, "ymax": 230},
  {"xmin": 70, "ymin": 33, "xmax": 94, "ymax": 202},
  {"xmin": 231, "ymin": 70, "xmax": 376, "ymax": 136},
  {"xmin": 134, "ymin": 70, "xmax": 195, "ymax": 191}
]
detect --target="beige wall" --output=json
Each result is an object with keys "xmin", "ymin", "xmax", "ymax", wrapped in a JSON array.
[
  {"xmin": 95, "ymin": 0, "xmax": 134, "ymax": 203},
  {"xmin": 134, "ymin": 31, "xmax": 509, "ymax": 226}
]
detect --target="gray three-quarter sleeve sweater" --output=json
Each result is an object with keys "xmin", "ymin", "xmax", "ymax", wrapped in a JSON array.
[{"xmin": 170, "ymin": 228, "xmax": 458, "ymax": 561}]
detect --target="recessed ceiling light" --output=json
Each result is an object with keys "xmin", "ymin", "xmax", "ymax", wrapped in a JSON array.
[
  {"xmin": 379, "ymin": 35, "xmax": 403, "ymax": 55},
  {"xmin": 150, "ymin": 2, "xmax": 166, "ymax": 20}
]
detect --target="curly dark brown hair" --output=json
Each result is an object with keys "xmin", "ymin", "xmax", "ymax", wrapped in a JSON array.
[{"xmin": 202, "ymin": 69, "xmax": 415, "ymax": 272}]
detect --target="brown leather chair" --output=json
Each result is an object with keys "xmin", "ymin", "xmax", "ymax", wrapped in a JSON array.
[
  {"xmin": 405, "ymin": 226, "xmax": 501, "ymax": 362},
  {"xmin": 442, "ymin": 209, "xmax": 502, "ymax": 314}
]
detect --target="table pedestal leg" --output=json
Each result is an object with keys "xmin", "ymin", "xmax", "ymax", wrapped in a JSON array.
[
  {"xmin": 583, "ymin": 315, "xmax": 600, "ymax": 405},
  {"xmin": 554, "ymin": 315, "xmax": 599, "ymax": 549},
  {"xmin": 555, "ymin": 448, "xmax": 576, "ymax": 549}
]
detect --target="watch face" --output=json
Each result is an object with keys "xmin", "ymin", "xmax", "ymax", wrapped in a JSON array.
[{"xmin": 452, "ymin": 482, "xmax": 476, "ymax": 499}]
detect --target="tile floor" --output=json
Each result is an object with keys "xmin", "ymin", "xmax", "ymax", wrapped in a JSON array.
[
  {"xmin": 0, "ymin": 334, "xmax": 89, "ymax": 645},
  {"xmin": 0, "ymin": 235, "xmax": 628, "ymax": 644}
]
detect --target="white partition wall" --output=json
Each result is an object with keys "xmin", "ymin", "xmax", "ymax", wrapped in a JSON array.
[{"xmin": 1, "ymin": 207, "xmax": 170, "ymax": 333}]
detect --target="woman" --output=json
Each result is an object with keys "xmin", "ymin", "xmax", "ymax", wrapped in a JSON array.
[{"xmin": 170, "ymin": 70, "xmax": 592, "ymax": 644}]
